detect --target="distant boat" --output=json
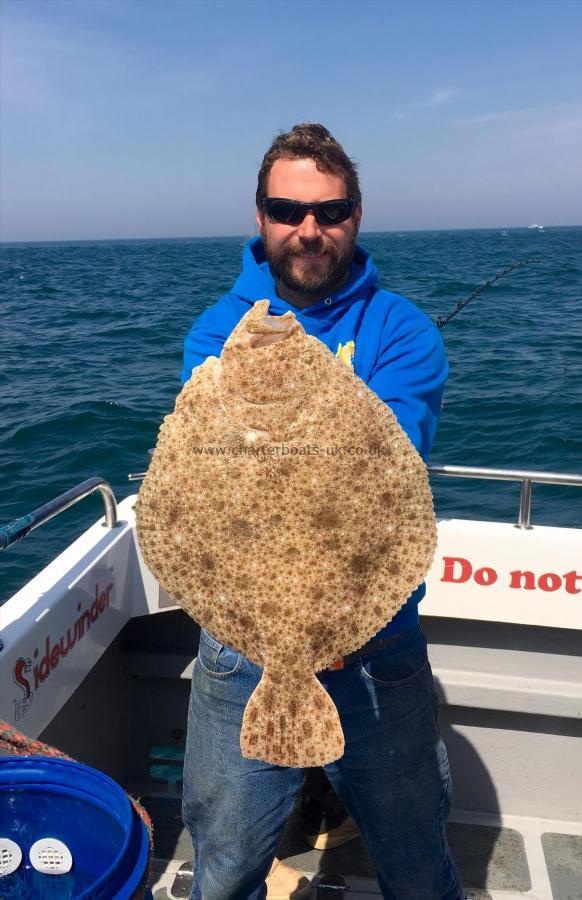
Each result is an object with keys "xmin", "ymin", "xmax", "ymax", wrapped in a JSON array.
[{"xmin": 528, "ymin": 223, "xmax": 544, "ymax": 230}]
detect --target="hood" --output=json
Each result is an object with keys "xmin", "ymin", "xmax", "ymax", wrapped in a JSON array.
[{"xmin": 231, "ymin": 236, "xmax": 379, "ymax": 323}]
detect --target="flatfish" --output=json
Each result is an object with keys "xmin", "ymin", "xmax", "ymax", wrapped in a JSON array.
[{"xmin": 135, "ymin": 300, "xmax": 437, "ymax": 767}]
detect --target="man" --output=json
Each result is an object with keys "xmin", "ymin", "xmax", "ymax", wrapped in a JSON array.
[{"xmin": 180, "ymin": 123, "xmax": 464, "ymax": 900}]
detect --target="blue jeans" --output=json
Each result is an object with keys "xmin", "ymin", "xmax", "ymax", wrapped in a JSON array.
[{"xmin": 182, "ymin": 625, "xmax": 464, "ymax": 900}]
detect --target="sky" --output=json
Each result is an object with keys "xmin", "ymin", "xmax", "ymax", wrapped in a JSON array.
[{"xmin": 1, "ymin": 0, "xmax": 581, "ymax": 241}]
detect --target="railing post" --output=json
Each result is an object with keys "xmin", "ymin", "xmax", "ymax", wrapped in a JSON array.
[
  {"xmin": 517, "ymin": 479, "xmax": 533, "ymax": 530},
  {"xmin": 0, "ymin": 478, "xmax": 119, "ymax": 551}
]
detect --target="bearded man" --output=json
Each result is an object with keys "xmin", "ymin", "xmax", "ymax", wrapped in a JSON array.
[{"xmin": 179, "ymin": 123, "xmax": 464, "ymax": 900}]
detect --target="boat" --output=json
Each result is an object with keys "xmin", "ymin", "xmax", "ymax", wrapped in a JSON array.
[
  {"xmin": 1, "ymin": 463, "xmax": 581, "ymax": 899},
  {"xmin": 527, "ymin": 224, "xmax": 545, "ymax": 231}
]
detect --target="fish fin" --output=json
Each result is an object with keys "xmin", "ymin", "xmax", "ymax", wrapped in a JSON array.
[{"xmin": 240, "ymin": 668, "xmax": 344, "ymax": 767}]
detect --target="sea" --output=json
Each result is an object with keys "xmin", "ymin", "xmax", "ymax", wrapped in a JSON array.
[{"xmin": 1, "ymin": 226, "xmax": 581, "ymax": 605}]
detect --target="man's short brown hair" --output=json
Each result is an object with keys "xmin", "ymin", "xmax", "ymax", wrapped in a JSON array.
[{"xmin": 256, "ymin": 123, "xmax": 361, "ymax": 208}]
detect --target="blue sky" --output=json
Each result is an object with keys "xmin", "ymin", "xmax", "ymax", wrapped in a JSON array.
[{"xmin": 1, "ymin": 0, "xmax": 581, "ymax": 241}]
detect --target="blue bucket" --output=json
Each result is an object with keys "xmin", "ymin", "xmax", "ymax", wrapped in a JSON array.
[{"xmin": 0, "ymin": 756, "xmax": 150, "ymax": 899}]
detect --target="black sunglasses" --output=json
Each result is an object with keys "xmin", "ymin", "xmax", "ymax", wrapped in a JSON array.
[{"xmin": 262, "ymin": 197, "xmax": 356, "ymax": 226}]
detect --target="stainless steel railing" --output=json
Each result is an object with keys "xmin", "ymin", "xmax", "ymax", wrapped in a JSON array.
[
  {"xmin": 2, "ymin": 464, "xmax": 580, "ymax": 552},
  {"xmin": 428, "ymin": 464, "xmax": 582, "ymax": 529},
  {"xmin": 128, "ymin": 459, "xmax": 582, "ymax": 531},
  {"xmin": 0, "ymin": 477, "xmax": 119, "ymax": 551}
]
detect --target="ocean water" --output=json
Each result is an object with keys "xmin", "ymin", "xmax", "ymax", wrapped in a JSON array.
[{"xmin": 1, "ymin": 227, "xmax": 581, "ymax": 605}]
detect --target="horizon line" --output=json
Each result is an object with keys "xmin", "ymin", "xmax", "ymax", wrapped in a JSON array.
[{"xmin": 2, "ymin": 223, "xmax": 581, "ymax": 247}]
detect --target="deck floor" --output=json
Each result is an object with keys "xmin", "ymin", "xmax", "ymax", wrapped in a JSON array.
[{"xmin": 139, "ymin": 789, "xmax": 582, "ymax": 899}]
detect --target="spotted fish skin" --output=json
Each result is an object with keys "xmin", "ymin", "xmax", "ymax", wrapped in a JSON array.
[{"xmin": 135, "ymin": 300, "xmax": 437, "ymax": 767}]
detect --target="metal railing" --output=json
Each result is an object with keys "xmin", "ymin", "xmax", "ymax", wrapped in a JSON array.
[
  {"xmin": 127, "ymin": 447, "xmax": 154, "ymax": 482},
  {"xmin": 428, "ymin": 464, "xmax": 582, "ymax": 530},
  {"xmin": 128, "ymin": 459, "xmax": 582, "ymax": 531},
  {"xmin": 0, "ymin": 477, "xmax": 119, "ymax": 552},
  {"xmin": 2, "ymin": 465, "xmax": 580, "ymax": 552}
]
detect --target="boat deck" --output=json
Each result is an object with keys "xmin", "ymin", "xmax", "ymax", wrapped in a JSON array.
[
  {"xmin": 114, "ymin": 611, "xmax": 582, "ymax": 899},
  {"xmin": 2, "ymin": 474, "xmax": 581, "ymax": 898},
  {"xmin": 133, "ymin": 776, "xmax": 582, "ymax": 899}
]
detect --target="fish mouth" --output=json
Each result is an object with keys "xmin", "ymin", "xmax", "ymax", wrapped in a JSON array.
[{"xmin": 245, "ymin": 313, "xmax": 298, "ymax": 349}]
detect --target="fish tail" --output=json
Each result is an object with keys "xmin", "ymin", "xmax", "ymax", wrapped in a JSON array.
[{"xmin": 240, "ymin": 667, "xmax": 344, "ymax": 767}]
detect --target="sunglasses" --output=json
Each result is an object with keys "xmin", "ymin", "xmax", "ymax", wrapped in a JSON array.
[{"xmin": 262, "ymin": 197, "xmax": 356, "ymax": 227}]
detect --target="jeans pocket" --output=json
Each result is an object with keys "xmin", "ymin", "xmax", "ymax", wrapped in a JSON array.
[
  {"xmin": 358, "ymin": 628, "xmax": 429, "ymax": 688},
  {"xmin": 359, "ymin": 654, "xmax": 429, "ymax": 688},
  {"xmin": 196, "ymin": 628, "xmax": 242, "ymax": 677}
]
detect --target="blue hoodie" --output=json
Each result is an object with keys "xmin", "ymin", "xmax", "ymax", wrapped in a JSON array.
[{"xmin": 181, "ymin": 236, "xmax": 447, "ymax": 639}]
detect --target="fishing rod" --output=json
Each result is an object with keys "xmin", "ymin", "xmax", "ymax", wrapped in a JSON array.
[{"xmin": 435, "ymin": 258, "xmax": 542, "ymax": 329}]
